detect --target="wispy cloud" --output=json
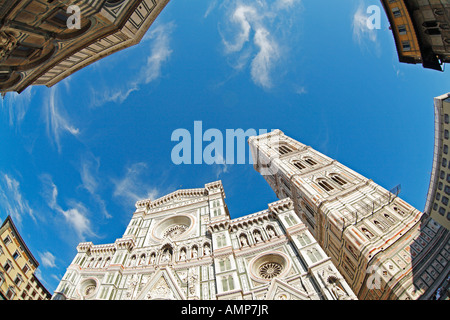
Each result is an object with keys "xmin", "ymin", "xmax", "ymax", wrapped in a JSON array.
[
  {"xmin": 216, "ymin": 0, "xmax": 301, "ymax": 89},
  {"xmin": 112, "ymin": 162, "xmax": 160, "ymax": 207},
  {"xmin": 352, "ymin": 3, "xmax": 380, "ymax": 54},
  {"xmin": 40, "ymin": 174, "xmax": 96, "ymax": 241},
  {"xmin": 0, "ymin": 87, "xmax": 34, "ymax": 127},
  {"xmin": 43, "ymin": 85, "xmax": 80, "ymax": 153},
  {"xmin": 79, "ymin": 154, "xmax": 111, "ymax": 219},
  {"xmin": 39, "ymin": 251, "xmax": 57, "ymax": 268},
  {"xmin": 91, "ymin": 21, "xmax": 174, "ymax": 107},
  {"xmin": 214, "ymin": 153, "xmax": 229, "ymax": 179},
  {"xmin": 0, "ymin": 172, "xmax": 35, "ymax": 225}
]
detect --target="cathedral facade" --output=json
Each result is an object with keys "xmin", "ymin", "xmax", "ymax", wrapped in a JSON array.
[
  {"xmin": 248, "ymin": 129, "xmax": 450, "ymax": 300},
  {"xmin": 52, "ymin": 181, "xmax": 356, "ymax": 300}
]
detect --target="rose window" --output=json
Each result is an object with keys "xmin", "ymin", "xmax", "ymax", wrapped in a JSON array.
[
  {"xmin": 84, "ymin": 285, "xmax": 96, "ymax": 296},
  {"xmin": 163, "ymin": 224, "xmax": 188, "ymax": 239},
  {"xmin": 258, "ymin": 262, "xmax": 283, "ymax": 279}
]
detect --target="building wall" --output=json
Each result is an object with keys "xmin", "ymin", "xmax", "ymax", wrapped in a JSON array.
[
  {"xmin": 249, "ymin": 129, "xmax": 450, "ymax": 300},
  {"xmin": 53, "ymin": 181, "xmax": 356, "ymax": 300},
  {"xmin": 424, "ymin": 93, "xmax": 450, "ymax": 231},
  {"xmin": 0, "ymin": 0, "xmax": 170, "ymax": 94},
  {"xmin": 0, "ymin": 216, "xmax": 51, "ymax": 300},
  {"xmin": 381, "ymin": 0, "xmax": 450, "ymax": 71}
]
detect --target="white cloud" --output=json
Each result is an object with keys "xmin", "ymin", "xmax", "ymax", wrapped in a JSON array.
[
  {"xmin": 251, "ymin": 27, "xmax": 279, "ymax": 88},
  {"xmin": 91, "ymin": 22, "xmax": 174, "ymax": 107},
  {"xmin": 214, "ymin": 153, "xmax": 229, "ymax": 179},
  {"xmin": 0, "ymin": 173, "xmax": 35, "ymax": 225},
  {"xmin": 204, "ymin": 0, "xmax": 219, "ymax": 18},
  {"xmin": 39, "ymin": 251, "xmax": 57, "ymax": 268},
  {"xmin": 0, "ymin": 87, "xmax": 33, "ymax": 127},
  {"xmin": 218, "ymin": 0, "xmax": 301, "ymax": 89},
  {"xmin": 40, "ymin": 174, "xmax": 96, "ymax": 241},
  {"xmin": 112, "ymin": 162, "xmax": 160, "ymax": 207},
  {"xmin": 43, "ymin": 85, "xmax": 80, "ymax": 153},
  {"xmin": 79, "ymin": 154, "xmax": 111, "ymax": 219},
  {"xmin": 352, "ymin": 3, "xmax": 380, "ymax": 53}
]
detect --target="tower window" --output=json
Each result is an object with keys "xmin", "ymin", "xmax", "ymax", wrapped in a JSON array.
[
  {"xmin": 304, "ymin": 158, "xmax": 317, "ymax": 166},
  {"xmin": 392, "ymin": 7, "xmax": 401, "ymax": 18},
  {"xmin": 398, "ymin": 25, "xmax": 407, "ymax": 35},
  {"xmin": 318, "ymin": 180, "xmax": 334, "ymax": 192},
  {"xmin": 331, "ymin": 175, "xmax": 347, "ymax": 186},
  {"xmin": 278, "ymin": 145, "xmax": 293, "ymax": 155},
  {"xmin": 293, "ymin": 161, "xmax": 305, "ymax": 170}
]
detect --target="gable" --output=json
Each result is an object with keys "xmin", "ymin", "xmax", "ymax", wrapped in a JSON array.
[
  {"xmin": 265, "ymin": 278, "xmax": 311, "ymax": 300},
  {"xmin": 136, "ymin": 267, "xmax": 186, "ymax": 300}
]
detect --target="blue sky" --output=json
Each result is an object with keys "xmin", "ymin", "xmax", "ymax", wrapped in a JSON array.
[{"xmin": 0, "ymin": 0, "xmax": 449, "ymax": 293}]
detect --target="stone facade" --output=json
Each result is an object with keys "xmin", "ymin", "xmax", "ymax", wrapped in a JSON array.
[
  {"xmin": 381, "ymin": 0, "xmax": 450, "ymax": 71},
  {"xmin": 0, "ymin": 0, "xmax": 170, "ymax": 94},
  {"xmin": 0, "ymin": 215, "xmax": 51, "ymax": 300},
  {"xmin": 424, "ymin": 93, "xmax": 450, "ymax": 231},
  {"xmin": 52, "ymin": 181, "xmax": 356, "ymax": 300},
  {"xmin": 248, "ymin": 129, "xmax": 450, "ymax": 300}
]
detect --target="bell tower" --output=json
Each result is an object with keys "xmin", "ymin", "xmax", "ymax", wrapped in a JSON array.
[{"xmin": 249, "ymin": 129, "xmax": 450, "ymax": 300}]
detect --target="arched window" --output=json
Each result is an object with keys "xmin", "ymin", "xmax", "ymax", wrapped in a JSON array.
[
  {"xmin": 361, "ymin": 227, "xmax": 374, "ymax": 239},
  {"xmin": 129, "ymin": 255, "xmax": 137, "ymax": 267},
  {"xmin": 318, "ymin": 180, "xmax": 334, "ymax": 192},
  {"xmin": 393, "ymin": 205, "xmax": 405, "ymax": 215},
  {"xmin": 293, "ymin": 161, "xmax": 305, "ymax": 170},
  {"xmin": 384, "ymin": 213, "xmax": 395, "ymax": 224},
  {"xmin": 304, "ymin": 158, "xmax": 317, "ymax": 166},
  {"xmin": 277, "ymin": 144, "xmax": 294, "ymax": 155},
  {"xmin": 95, "ymin": 257, "xmax": 102, "ymax": 268},
  {"xmin": 307, "ymin": 248, "xmax": 322, "ymax": 263},
  {"xmin": 373, "ymin": 220, "xmax": 385, "ymax": 231},
  {"xmin": 297, "ymin": 233, "xmax": 311, "ymax": 246},
  {"xmin": 221, "ymin": 275, "xmax": 234, "ymax": 292},
  {"xmin": 217, "ymin": 234, "xmax": 227, "ymax": 247},
  {"xmin": 219, "ymin": 258, "xmax": 231, "ymax": 271},
  {"xmin": 138, "ymin": 254, "xmax": 146, "ymax": 265},
  {"xmin": 285, "ymin": 215, "xmax": 296, "ymax": 227},
  {"xmin": 331, "ymin": 175, "xmax": 347, "ymax": 186}
]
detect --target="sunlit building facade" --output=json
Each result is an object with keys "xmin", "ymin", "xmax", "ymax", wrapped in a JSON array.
[
  {"xmin": 424, "ymin": 93, "xmax": 450, "ymax": 231},
  {"xmin": 53, "ymin": 181, "xmax": 356, "ymax": 300},
  {"xmin": 249, "ymin": 129, "xmax": 450, "ymax": 300},
  {"xmin": 0, "ymin": 216, "xmax": 51, "ymax": 300},
  {"xmin": 0, "ymin": 0, "xmax": 170, "ymax": 94},
  {"xmin": 380, "ymin": 0, "xmax": 450, "ymax": 71}
]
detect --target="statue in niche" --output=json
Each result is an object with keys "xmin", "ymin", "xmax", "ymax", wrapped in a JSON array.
[
  {"xmin": 150, "ymin": 253, "xmax": 156, "ymax": 264},
  {"xmin": 331, "ymin": 283, "xmax": 350, "ymax": 300},
  {"xmin": 192, "ymin": 246, "xmax": 198, "ymax": 258},
  {"xmin": 161, "ymin": 249, "xmax": 171, "ymax": 263},
  {"xmin": 254, "ymin": 231, "xmax": 262, "ymax": 243},
  {"xmin": 203, "ymin": 245, "xmax": 210, "ymax": 255},
  {"xmin": 240, "ymin": 235, "xmax": 248, "ymax": 247},
  {"xmin": 180, "ymin": 249, "xmax": 186, "ymax": 261},
  {"xmin": 267, "ymin": 227, "xmax": 276, "ymax": 238}
]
